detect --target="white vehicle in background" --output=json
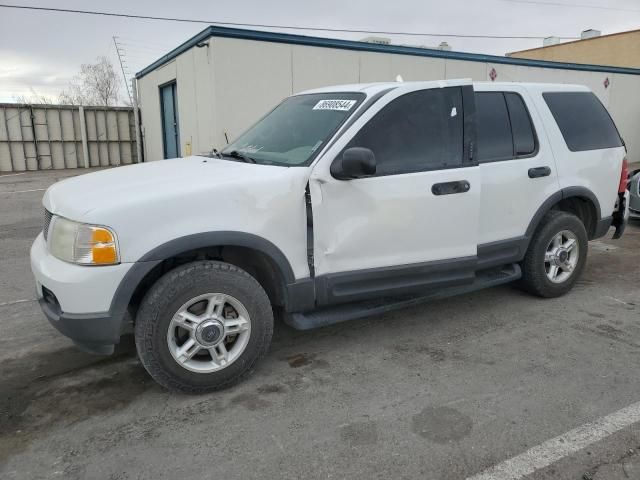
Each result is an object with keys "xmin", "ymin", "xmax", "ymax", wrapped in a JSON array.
[
  {"xmin": 31, "ymin": 80, "xmax": 628, "ymax": 393},
  {"xmin": 628, "ymin": 169, "xmax": 640, "ymax": 218}
]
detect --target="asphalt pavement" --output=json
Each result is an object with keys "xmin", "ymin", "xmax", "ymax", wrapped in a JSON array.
[{"xmin": 1, "ymin": 168, "xmax": 640, "ymax": 480}]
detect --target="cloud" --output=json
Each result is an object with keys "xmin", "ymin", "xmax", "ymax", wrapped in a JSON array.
[
  {"xmin": 1, "ymin": 0, "xmax": 639, "ymax": 102},
  {"xmin": 0, "ymin": 50, "xmax": 78, "ymax": 101}
]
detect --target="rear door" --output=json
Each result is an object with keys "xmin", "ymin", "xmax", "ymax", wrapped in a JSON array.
[
  {"xmin": 474, "ymin": 86, "xmax": 560, "ymax": 268},
  {"xmin": 309, "ymin": 82, "xmax": 480, "ymax": 305}
]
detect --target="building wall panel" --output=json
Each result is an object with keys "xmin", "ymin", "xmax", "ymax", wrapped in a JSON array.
[
  {"xmin": 191, "ymin": 46, "xmax": 216, "ymax": 156},
  {"xmin": 210, "ymin": 38, "xmax": 293, "ymax": 150},
  {"xmin": 609, "ymin": 73, "xmax": 640, "ymax": 166},
  {"xmin": 174, "ymin": 49, "xmax": 198, "ymax": 157},
  {"xmin": 359, "ymin": 52, "xmax": 393, "ymax": 82},
  {"xmin": 292, "ymin": 45, "xmax": 359, "ymax": 92},
  {"xmin": 389, "ymin": 54, "xmax": 445, "ymax": 81},
  {"xmin": 445, "ymin": 59, "xmax": 487, "ymax": 80},
  {"xmin": 136, "ymin": 37, "xmax": 640, "ymax": 165}
]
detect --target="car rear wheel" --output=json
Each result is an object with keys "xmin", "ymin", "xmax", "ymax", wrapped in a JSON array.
[
  {"xmin": 135, "ymin": 260, "xmax": 273, "ymax": 393},
  {"xmin": 520, "ymin": 210, "xmax": 588, "ymax": 298}
]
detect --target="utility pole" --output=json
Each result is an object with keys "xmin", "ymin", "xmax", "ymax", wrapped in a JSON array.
[{"xmin": 113, "ymin": 36, "xmax": 133, "ymax": 105}]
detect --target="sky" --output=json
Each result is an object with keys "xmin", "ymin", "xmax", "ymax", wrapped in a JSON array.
[{"xmin": 1, "ymin": 0, "xmax": 640, "ymax": 104}]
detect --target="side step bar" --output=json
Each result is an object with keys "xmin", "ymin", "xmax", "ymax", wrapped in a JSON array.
[{"xmin": 283, "ymin": 264, "xmax": 521, "ymax": 330}]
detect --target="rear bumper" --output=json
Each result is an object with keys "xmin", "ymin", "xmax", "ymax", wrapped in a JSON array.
[
  {"xmin": 611, "ymin": 191, "xmax": 629, "ymax": 240},
  {"xmin": 593, "ymin": 216, "xmax": 613, "ymax": 239}
]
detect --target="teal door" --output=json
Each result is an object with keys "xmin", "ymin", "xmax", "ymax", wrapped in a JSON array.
[{"xmin": 160, "ymin": 82, "xmax": 180, "ymax": 158}]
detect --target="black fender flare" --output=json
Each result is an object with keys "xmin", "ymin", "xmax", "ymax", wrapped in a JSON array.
[
  {"xmin": 109, "ymin": 231, "xmax": 296, "ymax": 317},
  {"xmin": 525, "ymin": 187, "xmax": 602, "ymax": 239}
]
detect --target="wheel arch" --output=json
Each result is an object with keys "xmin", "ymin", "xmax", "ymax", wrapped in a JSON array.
[
  {"xmin": 525, "ymin": 187, "xmax": 602, "ymax": 241},
  {"xmin": 109, "ymin": 232, "xmax": 297, "ymax": 320}
]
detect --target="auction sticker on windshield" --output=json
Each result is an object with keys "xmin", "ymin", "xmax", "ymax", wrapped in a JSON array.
[{"xmin": 313, "ymin": 99, "xmax": 357, "ymax": 111}]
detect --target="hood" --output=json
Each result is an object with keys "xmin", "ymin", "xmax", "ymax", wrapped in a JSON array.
[
  {"xmin": 42, "ymin": 156, "xmax": 311, "ymax": 265},
  {"xmin": 44, "ymin": 156, "xmax": 298, "ymax": 221}
]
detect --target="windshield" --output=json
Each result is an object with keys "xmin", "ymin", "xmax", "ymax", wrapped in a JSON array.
[{"xmin": 222, "ymin": 92, "xmax": 365, "ymax": 166}]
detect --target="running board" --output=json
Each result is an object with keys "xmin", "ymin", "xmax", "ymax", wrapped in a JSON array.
[{"xmin": 284, "ymin": 264, "xmax": 521, "ymax": 330}]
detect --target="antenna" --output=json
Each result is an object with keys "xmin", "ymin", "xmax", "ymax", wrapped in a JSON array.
[{"xmin": 113, "ymin": 36, "xmax": 133, "ymax": 105}]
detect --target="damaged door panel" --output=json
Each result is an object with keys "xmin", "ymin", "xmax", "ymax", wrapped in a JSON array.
[{"xmin": 309, "ymin": 83, "xmax": 481, "ymax": 303}]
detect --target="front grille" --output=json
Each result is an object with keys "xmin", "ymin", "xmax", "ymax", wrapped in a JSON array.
[{"xmin": 43, "ymin": 209, "xmax": 53, "ymax": 240}]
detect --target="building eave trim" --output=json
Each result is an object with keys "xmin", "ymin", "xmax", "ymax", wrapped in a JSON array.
[{"xmin": 135, "ymin": 25, "xmax": 640, "ymax": 79}]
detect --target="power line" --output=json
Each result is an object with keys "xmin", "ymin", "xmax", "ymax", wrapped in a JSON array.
[
  {"xmin": 504, "ymin": 0, "xmax": 640, "ymax": 13},
  {"xmin": 116, "ymin": 37, "xmax": 176, "ymax": 48},
  {"xmin": 0, "ymin": 3, "xmax": 579, "ymax": 40},
  {"xmin": 118, "ymin": 44, "xmax": 171, "ymax": 52}
]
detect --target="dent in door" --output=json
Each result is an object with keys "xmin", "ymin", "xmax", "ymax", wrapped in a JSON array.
[
  {"xmin": 310, "ymin": 179, "xmax": 369, "ymax": 269},
  {"xmin": 310, "ymin": 177, "xmax": 436, "ymax": 274}
]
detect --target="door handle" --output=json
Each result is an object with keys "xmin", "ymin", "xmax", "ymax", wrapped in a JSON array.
[
  {"xmin": 432, "ymin": 180, "xmax": 470, "ymax": 196},
  {"xmin": 528, "ymin": 166, "xmax": 551, "ymax": 178}
]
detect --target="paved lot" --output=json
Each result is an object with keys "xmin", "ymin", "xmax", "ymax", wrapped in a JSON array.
[{"xmin": 1, "ymin": 168, "xmax": 640, "ymax": 480}]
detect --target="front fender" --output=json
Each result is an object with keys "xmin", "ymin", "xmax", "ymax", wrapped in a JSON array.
[
  {"xmin": 108, "ymin": 231, "xmax": 299, "ymax": 320},
  {"xmin": 137, "ymin": 231, "xmax": 295, "ymax": 281}
]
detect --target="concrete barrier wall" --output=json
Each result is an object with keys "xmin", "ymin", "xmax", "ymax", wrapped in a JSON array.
[{"xmin": 0, "ymin": 104, "xmax": 138, "ymax": 172}]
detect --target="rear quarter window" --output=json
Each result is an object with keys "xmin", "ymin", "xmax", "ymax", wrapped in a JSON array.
[
  {"xmin": 505, "ymin": 93, "xmax": 536, "ymax": 156},
  {"xmin": 543, "ymin": 91, "xmax": 622, "ymax": 152}
]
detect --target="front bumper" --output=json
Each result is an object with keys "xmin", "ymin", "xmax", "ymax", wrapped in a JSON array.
[
  {"xmin": 38, "ymin": 296, "xmax": 124, "ymax": 354},
  {"xmin": 30, "ymin": 233, "xmax": 133, "ymax": 354}
]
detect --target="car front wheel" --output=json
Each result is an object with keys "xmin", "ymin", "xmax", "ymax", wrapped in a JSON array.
[{"xmin": 134, "ymin": 260, "xmax": 273, "ymax": 393}]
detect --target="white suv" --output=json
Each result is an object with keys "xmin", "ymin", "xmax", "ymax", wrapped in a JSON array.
[{"xmin": 31, "ymin": 80, "xmax": 629, "ymax": 392}]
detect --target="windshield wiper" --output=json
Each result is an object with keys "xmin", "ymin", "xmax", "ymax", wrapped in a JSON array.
[{"xmin": 223, "ymin": 150, "xmax": 257, "ymax": 164}]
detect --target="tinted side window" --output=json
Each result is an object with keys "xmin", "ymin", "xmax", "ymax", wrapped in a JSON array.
[
  {"xmin": 505, "ymin": 93, "xmax": 536, "ymax": 156},
  {"xmin": 346, "ymin": 88, "xmax": 464, "ymax": 176},
  {"xmin": 543, "ymin": 91, "xmax": 622, "ymax": 152},
  {"xmin": 475, "ymin": 92, "xmax": 513, "ymax": 162}
]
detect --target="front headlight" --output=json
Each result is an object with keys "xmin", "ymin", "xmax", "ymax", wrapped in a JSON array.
[{"xmin": 48, "ymin": 216, "xmax": 119, "ymax": 265}]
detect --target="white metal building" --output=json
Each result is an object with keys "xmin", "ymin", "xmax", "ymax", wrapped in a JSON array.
[{"xmin": 135, "ymin": 26, "xmax": 640, "ymax": 163}]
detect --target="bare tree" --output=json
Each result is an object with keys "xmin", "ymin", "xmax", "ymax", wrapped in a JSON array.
[
  {"xmin": 12, "ymin": 87, "xmax": 54, "ymax": 105},
  {"xmin": 59, "ymin": 56, "xmax": 121, "ymax": 106}
]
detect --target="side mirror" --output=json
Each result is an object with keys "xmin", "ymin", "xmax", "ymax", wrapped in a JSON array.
[{"xmin": 331, "ymin": 147, "xmax": 376, "ymax": 180}]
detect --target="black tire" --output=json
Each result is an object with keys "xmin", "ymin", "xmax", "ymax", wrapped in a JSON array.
[
  {"xmin": 520, "ymin": 210, "xmax": 588, "ymax": 298},
  {"xmin": 134, "ymin": 260, "xmax": 273, "ymax": 394}
]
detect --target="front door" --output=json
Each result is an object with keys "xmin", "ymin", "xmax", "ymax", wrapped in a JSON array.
[
  {"xmin": 160, "ymin": 82, "xmax": 180, "ymax": 159},
  {"xmin": 310, "ymin": 84, "xmax": 480, "ymax": 306}
]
